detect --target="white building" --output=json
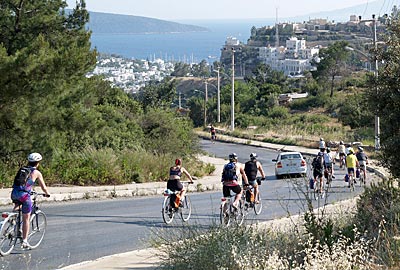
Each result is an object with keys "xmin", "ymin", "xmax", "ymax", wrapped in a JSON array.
[{"xmin": 259, "ymin": 37, "xmax": 319, "ymax": 76}]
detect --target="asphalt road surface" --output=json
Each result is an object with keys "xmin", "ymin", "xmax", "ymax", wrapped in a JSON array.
[{"xmin": 0, "ymin": 139, "xmax": 372, "ymax": 269}]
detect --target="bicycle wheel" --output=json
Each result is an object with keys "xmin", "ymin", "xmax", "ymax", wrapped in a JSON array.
[
  {"xmin": 0, "ymin": 218, "xmax": 17, "ymax": 256},
  {"xmin": 313, "ymin": 181, "xmax": 319, "ymax": 200},
  {"xmin": 234, "ymin": 200, "xmax": 245, "ymax": 226},
  {"xmin": 180, "ymin": 195, "xmax": 192, "ymax": 222},
  {"xmin": 28, "ymin": 211, "xmax": 47, "ymax": 249},
  {"xmin": 359, "ymin": 171, "xmax": 365, "ymax": 186},
  {"xmin": 254, "ymin": 193, "xmax": 262, "ymax": 215},
  {"xmin": 162, "ymin": 196, "xmax": 174, "ymax": 224},
  {"xmin": 349, "ymin": 176, "xmax": 355, "ymax": 192},
  {"xmin": 219, "ymin": 201, "xmax": 230, "ymax": 226}
]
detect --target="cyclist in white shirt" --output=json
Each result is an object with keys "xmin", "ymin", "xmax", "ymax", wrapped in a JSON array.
[
  {"xmin": 323, "ymin": 147, "xmax": 335, "ymax": 179},
  {"xmin": 319, "ymin": 138, "xmax": 326, "ymax": 150},
  {"xmin": 338, "ymin": 141, "xmax": 346, "ymax": 168}
]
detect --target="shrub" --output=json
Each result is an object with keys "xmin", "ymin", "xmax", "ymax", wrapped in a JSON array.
[{"xmin": 355, "ymin": 180, "xmax": 400, "ymax": 267}]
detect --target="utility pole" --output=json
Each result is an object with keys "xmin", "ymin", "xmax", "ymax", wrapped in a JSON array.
[
  {"xmin": 372, "ymin": 14, "xmax": 380, "ymax": 150},
  {"xmin": 216, "ymin": 69, "xmax": 221, "ymax": 123},
  {"xmin": 231, "ymin": 49, "xmax": 235, "ymax": 131},
  {"xmin": 178, "ymin": 91, "xmax": 182, "ymax": 109},
  {"xmin": 204, "ymin": 80, "xmax": 208, "ymax": 128}
]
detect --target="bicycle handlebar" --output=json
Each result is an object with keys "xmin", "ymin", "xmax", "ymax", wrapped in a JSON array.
[{"xmin": 30, "ymin": 191, "xmax": 50, "ymax": 198}]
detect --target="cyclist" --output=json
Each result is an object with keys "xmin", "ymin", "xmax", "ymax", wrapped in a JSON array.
[
  {"xmin": 167, "ymin": 159, "xmax": 194, "ymax": 207},
  {"xmin": 221, "ymin": 153, "xmax": 249, "ymax": 209},
  {"xmin": 244, "ymin": 153, "xmax": 266, "ymax": 204},
  {"xmin": 11, "ymin": 153, "xmax": 50, "ymax": 249},
  {"xmin": 356, "ymin": 147, "xmax": 368, "ymax": 181},
  {"xmin": 323, "ymin": 147, "xmax": 335, "ymax": 180},
  {"xmin": 319, "ymin": 137, "xmax": 326, "ymax": 151},
  {"xmin": 345, "ymin": 148, "xmax": 359, "ymax": 187},
  {"xmin": 210, "ymin": 124, "xmax": 216, "ymax": 143},
  {"xmin": 338, "ymin": 141, "xmax": 346, "ymax": 168},
  {"xmin": 311, "ymin": 152, "xmax": 324, "ymax": 193}
]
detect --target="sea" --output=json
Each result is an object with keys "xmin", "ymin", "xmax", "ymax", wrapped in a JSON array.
[{"xmin": 90, "ymin": 19, "xmax": 276, "ymax": 63}]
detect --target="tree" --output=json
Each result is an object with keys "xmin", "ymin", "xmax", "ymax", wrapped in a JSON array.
[
  {"xmin": 312, "ymin": 41, "xmax": 350, "ymax": 97},
  {"xmin": 171, "ymin": 62, "xmax": 191, "ymax": 77},
  {"xmin": 191, "ymin": 60, "xmax": 210, "ymax": 78},
  {"xmin": 0, "ymin": 0, "xmax": 98, "ymax": 157},
  {"xmin": 367, "ymin": 10, "xmax": 400, "ymax": 178},
  {"xmin": 134, "ymin": 77, "xmax": 177, "ymax": 112}
]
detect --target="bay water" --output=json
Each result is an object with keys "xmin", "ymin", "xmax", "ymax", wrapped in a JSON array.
[{"xmin": 90, "ymin": 19, "xmax": 275, "ymax": 63}]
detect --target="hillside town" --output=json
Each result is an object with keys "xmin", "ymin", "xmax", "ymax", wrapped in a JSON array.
[{"xmin": 91, "ymin": 15, "xmax": 381, "ymax": 92}]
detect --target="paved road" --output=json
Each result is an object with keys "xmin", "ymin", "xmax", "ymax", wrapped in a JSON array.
[{"xmin": 0, "ymin": 139, "xmax": 373, "ymax": 269}]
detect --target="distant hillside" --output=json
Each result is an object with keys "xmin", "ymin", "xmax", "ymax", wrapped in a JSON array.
[
  {"xmin": 87, "ymin": 11, "xmax": 210, "ymax": 34},
  {"xmin": 286, "ymin": 0, "xmax": 392, "ymax": 22}
]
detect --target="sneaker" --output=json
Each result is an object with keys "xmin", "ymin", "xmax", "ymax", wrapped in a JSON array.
[
  {"xmin": 332, "ymin": 175, "xmax": 336, "ymax": 179},
  {"xmin": 22, "ymin": 240, "xmax": 31, "ymax": 249}
]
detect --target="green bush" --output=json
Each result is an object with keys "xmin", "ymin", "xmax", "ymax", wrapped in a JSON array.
[{"xmin": 355, "ymin": 180, "xmax": 400, "ymax": 267}]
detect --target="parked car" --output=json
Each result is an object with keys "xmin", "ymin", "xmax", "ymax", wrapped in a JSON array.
[{"xmin": 272, "ymin": 152, "xmax": 307, "ymax": 179}]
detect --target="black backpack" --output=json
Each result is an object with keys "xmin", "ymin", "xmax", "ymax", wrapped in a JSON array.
[
  {"xmin": 13, "ymin": 166, "xmax": 32, "ymax": 187},
  {"xmin": 312, "ymin": 156, "xmax": 323, "ymax": 171},
  {"xmin": 222, "ymin": 162, "xmax": 237, "ymax": 181}
]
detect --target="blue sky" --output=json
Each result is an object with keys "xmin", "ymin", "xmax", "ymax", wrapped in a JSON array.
[{"xmin": 66, "ymin": 0, "xmax": 375, "ymax": 20}]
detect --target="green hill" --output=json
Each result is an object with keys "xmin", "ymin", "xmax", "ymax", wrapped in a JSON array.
[{"xmin": 87, "ymin": 11, "xmax": 210, "ymax": 34}]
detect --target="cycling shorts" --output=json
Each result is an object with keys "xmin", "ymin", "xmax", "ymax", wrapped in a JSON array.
[
  {"xmin": 347, "ymin": 168, "xmax": 355, "ymax": 175},
  {"xmin": 248, "ymin": 180, "xmax": 258, "ymax": 187},
  {"xmin": 223, "ymin": 185, "xmax": 241, "ymax": 197},
  {"xmin": 167, "ymin": 179, "xmax": 183, "ymax": 191},
  {"xmin": 359, "ymin": 160, "xmax": 367, "ymax": 167},
  {"xmin": 313, "ymin": 169, "xmax": 323, "ymax": 178},
  {"xmin": 339, "ymin": 153, "xmax": 346, "ymax": 157},
  {"xmin": 11, "ymin": 190, "xmax": 32, "ymax": 214}
]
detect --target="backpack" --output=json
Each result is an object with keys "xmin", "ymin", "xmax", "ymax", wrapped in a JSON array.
[
  {"xmin": 312, "ymin": 156, "xmax": 323, "ymax": 171},
  {"xmin": 13, "ymin": 166, "xmax": 32, "ymax": 187},
  {"xmin": 222, "ymin": 162, "xmax": 238, "ymax": 182}
]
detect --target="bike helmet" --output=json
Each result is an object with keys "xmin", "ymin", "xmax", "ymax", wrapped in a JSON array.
[
  {"xmin": 348, "ymin": 148, "xmax": 354, "ymax": 154},
  {"xmin": 326, "ymin": 147, "xmax": 331, "ymax": 153},
  {"xmin": 358, "ymin": 146, "xmax": 364, "ymax": 152},
  {"xmin": 340, "ymin": 141, "xmax": 344, "ymax": 145},
  {"xmin": 250, "ymin": 153, "xmax": 257, "ymax": 159},
  {"xmin": 28, "ymin": 153, "xmax": 42, "ymax": 162},
  {"xmin": 318, "ymin": 152, "xmax": 324, "ymax": 156},
  {"xmin": 320, "ymin": 137, "xmax": 324, "ymax": 141},
  {"xmin": 229, "ymin": 153, "xmax": 238, "ymax": 161}
]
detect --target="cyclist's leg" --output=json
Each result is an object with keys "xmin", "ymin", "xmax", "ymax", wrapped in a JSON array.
[
  {"xmin": 232, "ymin": 185, "xmax": 242, "ymax": 208},
  {"xmin": 253, "ymin": 184, "xmax": 259, "ymax": 203}
]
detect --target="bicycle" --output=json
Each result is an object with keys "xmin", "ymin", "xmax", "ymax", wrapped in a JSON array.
[
  {"xmin": 161, "ymin": 182, "xmax": 192, "ymax": 224},
  {"xmin": 0, "ymin": 191, "xmax": 49, "ymax": 256},
  {"xmin": 220, "ymin": 191, "xmax": 245, "ymax": 226},
  {"xmin": 348, "ymin": 172, "xmax": 355, "ymax": 192},
  {"xmin": 359, "ymin": 166, "xmax": 366, "ymax": 186},
  {"xmin": 313, "ymin": 176, "xmax": 326, "ymax": 200},
  {"xmin": 324, "ymin": 166, "xmax": 333, "ymax": 188},
  {"xmin": 242, "ymin": 180, "xmax": 262, "ymax": 215},
  {"xmin": 339, "ymin": 154, "xmax": 346, "ymax": 169}
]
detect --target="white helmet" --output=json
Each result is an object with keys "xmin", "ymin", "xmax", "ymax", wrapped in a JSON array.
[
  {"xmin": 250, "ymin": 153, "xmax": 257, "ymax": 159},
  {"xmin": 28, "ymin": 153, "xmax": 42, "ymax": 162}
]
